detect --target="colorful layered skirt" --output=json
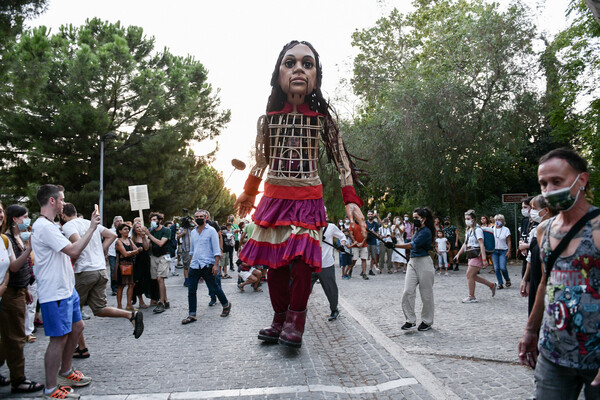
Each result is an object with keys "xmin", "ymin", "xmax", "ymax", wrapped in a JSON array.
[{"xmin": 239, "ymin": 183, "xmax": 326, "ymax": 271}]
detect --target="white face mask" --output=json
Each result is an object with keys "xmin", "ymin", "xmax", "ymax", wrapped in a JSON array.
[
  {"xmin": 465, "ymin": 219, "xmax": 473, "ymax": 227},
  {"xmin": 521, "ymin": 208, "xmax": 530, "ymax": 218},
  {"xmin": 530, "ymin": 209, "xmax": 547, "ymax": 223}
]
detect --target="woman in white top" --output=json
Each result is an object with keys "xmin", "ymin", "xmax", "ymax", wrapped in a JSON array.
[
  {"xmin": 454, "ymin": 209, "xmax": 497, "ymax": 303},
  {"xmin": 491, "ymin": 214, "xmax": 512, "ymax": 289}
]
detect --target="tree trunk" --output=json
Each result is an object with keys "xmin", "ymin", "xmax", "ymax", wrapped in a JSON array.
[{"xmin": 585, "ymin": 0, "xmax": 600, "ymax": 26}]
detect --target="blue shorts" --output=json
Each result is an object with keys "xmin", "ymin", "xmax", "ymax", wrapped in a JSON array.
[{"xmin": 40, "ymin": 290, "xmax": 82, "ymax": 337}]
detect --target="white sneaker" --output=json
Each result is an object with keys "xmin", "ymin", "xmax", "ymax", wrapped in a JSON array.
[
  {"xmin": 57, "ymin": 369, "xmax": 92, "ymax": 387},
  {"xmin": 461, "ymin": 296, "xmax": 478, "ymax": 303},
  {"xmin": 44, "ymin": 386, "xmax": 80, "ymax": 399},
  {"xmin": 445, "ymin": 272, "xmax": 449, "ymax": 276}
]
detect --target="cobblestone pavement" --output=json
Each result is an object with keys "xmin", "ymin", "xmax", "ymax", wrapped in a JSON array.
[{"xmin": 1, "ymin": 260, "xmax": 546, "ymax": 399}]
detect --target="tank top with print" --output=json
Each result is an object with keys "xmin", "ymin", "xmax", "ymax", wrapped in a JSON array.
[{"xmin": 539, "ymin": 206, "xmax": 600, "ymax": 369}]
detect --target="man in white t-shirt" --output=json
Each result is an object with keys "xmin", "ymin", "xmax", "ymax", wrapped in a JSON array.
[
  {"xmin": 312, "ymin": 212, "xmax": 347, "ymax": 321},
  {"xmin": 62, "ymin": 204, "xmax": 144, "ymax": 356},
  {"xmin": 30, "ymin": 184, "xmax": 100, "ymax": 399}
]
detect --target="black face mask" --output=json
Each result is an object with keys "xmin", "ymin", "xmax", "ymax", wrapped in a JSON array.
[
  {"xmin": 195, "ymin": 218, "xmax": 205, "ymax": 226},
  {"xmin": 444, "ymin": 222, "xmax": 450, "ymax": 226},
  {"xmin": 413, "ymin": 219, "xmax": 422, "ymax": 228}
]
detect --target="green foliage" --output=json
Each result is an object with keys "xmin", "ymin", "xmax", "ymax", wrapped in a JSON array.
[
  {"xmin": 346, "ymin": 0, "xmax": 543, "ymax": 216},
  {"xmin": 0, "ymin": 18, "xmax": 232, "ymax": 221},
  {"xmin": 0, "ymin": 0, "xmax": 47, "ymax": 53},
  {"xmin": 548, "ymin": 0, "xmax": 600, "ymax": 203}
]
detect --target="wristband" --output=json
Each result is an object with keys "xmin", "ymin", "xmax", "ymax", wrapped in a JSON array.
[
  {"xmin": 341, "ymin": 186, "xmax": 364, "ymax": 207},
  {"xmin": 243, "ymin": 175, "xmax": 262, "ymax": 196}
]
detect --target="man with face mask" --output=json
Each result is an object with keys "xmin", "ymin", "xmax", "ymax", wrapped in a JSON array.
[
  {"xmin": 365, "ymin": 210, "xmax": 381, "ymax": 275},
  {"xmin": 518, "ymin": 148, "xmax": 600, "ymax": 399},
  {"xmin": 181, "ymin": 210, "xmax": 231, "ymax": 325},
  {"xmin": 518, "ymin": 196, "xmax": 534, "ymax": 277},
  {"xmin": 143, "ymin": 212, "xmax": 171, "ymax": 314}
]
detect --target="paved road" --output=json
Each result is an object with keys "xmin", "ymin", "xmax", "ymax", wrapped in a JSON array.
[{"xmin": 2, "ymin": 260, "xmax": 541, "ymax": 399}]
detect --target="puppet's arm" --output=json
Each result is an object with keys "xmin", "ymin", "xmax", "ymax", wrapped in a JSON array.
[{"xmin": 236, "ymin": 116, "xmax": 268, "ymax": 217}]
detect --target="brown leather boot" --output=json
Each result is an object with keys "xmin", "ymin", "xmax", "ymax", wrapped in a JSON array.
[
  {"xmin": 278, "ymin": 308, "xmax": 307, "ymax": 348},
  {"xmin": 257, "ymin": 311, "xmax": 287, "ymax": 343}
]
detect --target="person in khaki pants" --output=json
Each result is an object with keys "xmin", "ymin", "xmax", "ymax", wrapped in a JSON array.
[{"xmin": 392, "ymin": 207, "xmax": 436, "ymax": 332}]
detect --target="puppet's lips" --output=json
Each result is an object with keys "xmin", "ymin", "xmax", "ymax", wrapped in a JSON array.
[{"xmin": 291, "ymin": 78, "xmax": 307, "ymax": 84}]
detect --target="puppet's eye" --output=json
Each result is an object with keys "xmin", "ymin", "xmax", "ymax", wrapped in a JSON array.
[
  {"xmin": 284, "ymin": 59, "xmax": 294, "ymax": 68},
  {"xmin": 303, "ymin": 61, "xmax": 314, "ymax": 69}
]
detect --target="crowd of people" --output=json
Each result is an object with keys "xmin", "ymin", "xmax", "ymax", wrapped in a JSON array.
[{"xmin": 0, "ymin": 34, "xmax": 597, "ymax": 400}]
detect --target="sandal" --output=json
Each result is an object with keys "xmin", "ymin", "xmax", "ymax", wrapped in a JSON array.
[
  {"xmin": 138, "ymin": 303, "xmax": 148, "ymax": 309},
  {"xmin": 181, "ymin": 315, "xmax": 197, "ymax": 325},
  {"xmin": 11, "ymin": 378, "xmax": 44, "ymax": 393},
  {"xmin": 223, "ymin": 274, "xmax": 232, "ymax": 279},
  {"xmin": 506, "ymin": 281, "xmax": 512, "ymax": 287},
  {"xmin": 73, "ymin": 346, "xmax": 90, "ymax": 359},
  {"xmin": 26, "ymin": 334, "xmax": 37, "ymax": 343},
  {"xmin": 0, "ymin": 374, "xmax": 9, "ymax": 386},
  {"xmin": 130, "ymin": 311, "xmax": 144, "ymax": 339},
  {"xmin": 253, "ymin": 287, "xmax": 263, "ymax": 292},
  {"xmin": 220, "ymin": 302, "xmax": 232, "ymax": 317},
  {"xmin": 237, "ymin": 283, "xmax": 245, "ymax": 292}
]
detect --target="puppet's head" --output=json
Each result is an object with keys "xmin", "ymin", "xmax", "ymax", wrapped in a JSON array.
[{"xmin": 267, "ymin": 40, "xmax": 325, "ymax": 113}]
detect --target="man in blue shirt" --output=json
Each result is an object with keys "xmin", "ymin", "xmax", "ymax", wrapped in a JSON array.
[{"xmin": 181, "ymin": 210, "xmax": 231, "ymax": 325}]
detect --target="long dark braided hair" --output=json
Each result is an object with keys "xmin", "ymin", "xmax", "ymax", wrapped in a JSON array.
[{"xmin": 265, "ymin": 40, "xmax": 361, "ymax": 184}]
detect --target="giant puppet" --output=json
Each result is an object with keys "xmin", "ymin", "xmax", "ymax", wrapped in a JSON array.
[{"xmin": 235, "ymin": 41, "xmax": 366, "ymax": 348}]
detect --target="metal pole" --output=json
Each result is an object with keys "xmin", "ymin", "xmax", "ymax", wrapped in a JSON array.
[
  {"xmin": 514, "ymin": 203, "xmax": 517, "ymax": 259},
  {"xmin": 99, "ymin": 137, "xmax": 105, "ymax": 226}
]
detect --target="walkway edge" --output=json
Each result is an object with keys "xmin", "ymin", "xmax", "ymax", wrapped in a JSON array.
[{"xmin": 339, "ymin": 296, "xmax": 461, "ymax": 400}]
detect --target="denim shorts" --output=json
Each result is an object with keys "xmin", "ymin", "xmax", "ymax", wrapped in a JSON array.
[{"xmin": 40, "ymin": 290, "xmax": 82, "ymax": 337}]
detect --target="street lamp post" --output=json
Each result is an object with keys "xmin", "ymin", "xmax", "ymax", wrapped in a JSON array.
[{"xmin": 99, "ymin": 132, "xmax": 116, "ymax": 225}]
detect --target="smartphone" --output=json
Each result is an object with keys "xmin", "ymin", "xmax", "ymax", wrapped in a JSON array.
[{"xmin": 94, "ymin": 204, "xmax": 99, "ymax": 214}]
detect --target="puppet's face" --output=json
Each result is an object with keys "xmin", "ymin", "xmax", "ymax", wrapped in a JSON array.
[{"xmin": 278, "ymin": 44, "xmax": 318, "ymax": 103}]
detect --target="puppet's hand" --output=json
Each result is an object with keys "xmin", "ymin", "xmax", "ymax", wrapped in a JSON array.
[
  {"xmin": 345, "ymin": 203, "xmax": 367, "ymax": 239},
  {"xmin": 235, "ymin": 192, "xmax": 256, "ymax": 218}
]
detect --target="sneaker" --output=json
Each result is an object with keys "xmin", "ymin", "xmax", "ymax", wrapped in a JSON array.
[
  {"xmin": 153, "ymin": 302, "xmax": 165, "ymax": 313},
  {"xmin": 445, "ymin": 272, "xmax": 449, "ymax": 276},
  {"xmin": 368, "ymin": 270, "xmax": 375, "ymax": 276},
  {"xmin": 164, "ymin": 301, "xmax": 170, "ymax": 309},
  {"xmin": 437, "ymin": 271, "xmax": 442, "ymax": 275},
  {"xmin": 401, "ymin": 322, "xmax": 416, "ymax": 330},
  {"xmin": 81, "ymin": 310, "xmax": 91, "ymax": 320},
  {"xmin": 491, "ymin": 283, "xmax": 498, "ymax": 297},
  {"xmin": 208, "ymin": 298, "xmax": 217, "ymax": 306},
  {"xmin": 362, "ymin": 274, "xmax": 369, "ymax": 280},
  {"xmin": 417, "ymin": 322, "xmax": 431, "ymax": 331},
  {"xmin": 44, "ymin": 386, "xmax": 79, "ymax": 399},
  {"xmin": 462, "ymin": 296, "xmax": 478, "ymax": 303},
  {"xmin": 57, "ymin": 369, "xmax": 92, "ymax": 387},
  {"xmin": 453, "ymin": 266, "xmax": 459, "ymax": 271},
  {"xmin": 328, "ymin": 309, "xmax": 340, "ymax": 321},
  {"xmin": 497, "ymin": 284, "xmax": 504, "ymax": 290}
]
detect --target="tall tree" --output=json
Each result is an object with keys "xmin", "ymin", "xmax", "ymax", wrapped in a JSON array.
[
  {"xmin": 345, "ymin": 0, "xmax": 541, "ymax": 215},
  {"xmin": 0, "ymin": 18, "xmax": 231, "ymax": 219},
  {"xmin": 549, "ymin": 0, "xmax": 600, "ymax": 200}
]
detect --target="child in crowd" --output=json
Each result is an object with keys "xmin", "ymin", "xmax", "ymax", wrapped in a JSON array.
[
  {"xmin": 435, "ymin": 230, "xmax": 450, "ymax": 275},
  {"xmin": 340, "ymin": 228, "xmax": 353, "ymax": 279}
]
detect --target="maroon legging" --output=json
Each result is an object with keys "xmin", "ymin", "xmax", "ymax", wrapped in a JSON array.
[{"xmin": 267, "ymin": 258, "xmax": 315, "ymax": 313}]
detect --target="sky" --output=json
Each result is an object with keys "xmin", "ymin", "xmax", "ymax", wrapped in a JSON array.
[{"xmin": 31, "ymin": 0, "xmax": 572, "ymax": 197}]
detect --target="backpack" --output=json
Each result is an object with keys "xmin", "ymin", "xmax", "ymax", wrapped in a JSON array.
[{"xmin": 482, "ymin": 227, "xmax": 495, "ymax": 252}]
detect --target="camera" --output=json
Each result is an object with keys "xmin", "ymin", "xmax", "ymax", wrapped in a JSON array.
[{"xmin": 180, "ymin": 208, "xmax": 194, "ymax": 229}]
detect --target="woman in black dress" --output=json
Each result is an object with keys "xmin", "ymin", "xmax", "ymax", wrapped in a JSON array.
[
  {"xmin": 131, "ymin": 222, "xmax": 150, "ymax": 308},
  {"xmin": 115, "ymin": 224, "xmax": 140, "ymax": 310}
]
